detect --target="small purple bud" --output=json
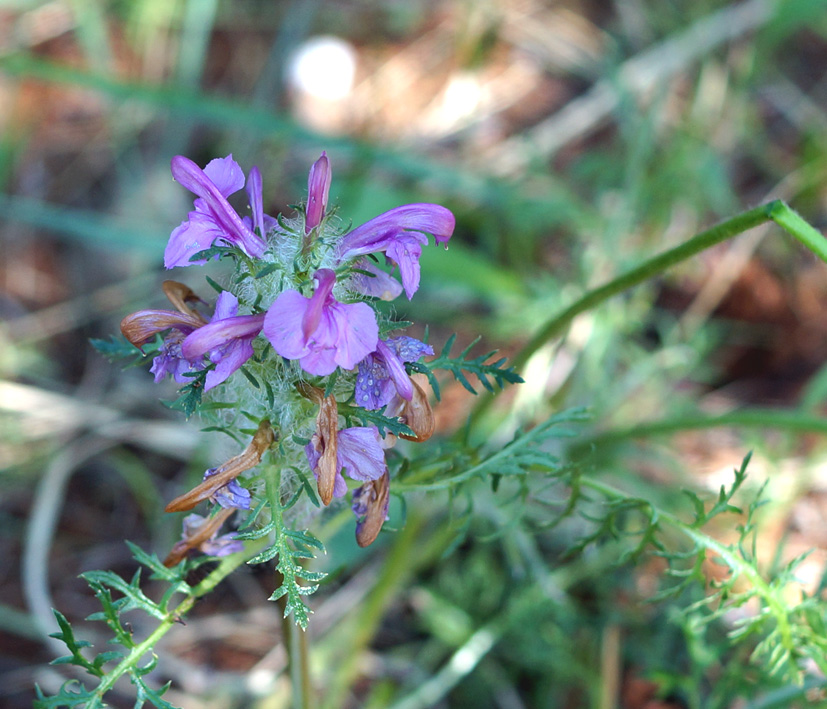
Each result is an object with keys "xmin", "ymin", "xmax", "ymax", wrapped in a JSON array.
[{"xmin": 306, "ymin": 152, "xmax": 331, "ymax": 233}]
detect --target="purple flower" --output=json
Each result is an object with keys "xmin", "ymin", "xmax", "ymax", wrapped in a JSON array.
[
  {"xmin": 202, "ymin": 467, "xmax": 252, "ymax": 510},
  {"xmin": 165, "ymin": 155, "xmax": 268, "ymax": 268},
  {"xmin": 350, "ymin": 259, "xmax": 404, "ymax": 301},
  {"xmin": 355, "ymin": 336, "xmax": 434, "ymax": 410},
  {"xmin": 305, "ymin": 425, "xmax": 387, "ymax": 499},
  {"xmin": 181, "ymin": 513, "xmax": 244, "ymax": 556},
  {"xmin": 263, "ymin": 268, "xmax": 378, "ymax": 376},
  {"xmin": 121, "ymin": 308, "xmax": 206, "ymax": 384},
  {"xmin": 338, "ymin": 204, "xmax": 455, "ymax": 299},
  {"xmin": 306, "ymin": 152, "xmax": 331, "ymax": 232},
  {"xmin": 181, "ymin": 291, "xmax": 265, "ymax": 391},
  {"xmin": 149, "ymin": 335, "xmax": 201, "ymax": 384}
]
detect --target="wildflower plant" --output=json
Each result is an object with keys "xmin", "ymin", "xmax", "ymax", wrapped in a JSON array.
[
  {"xmin": 37, "ymin": 147, "xmax": 827, "ymax": 707},
  {"xmin": 37, "ymin": 151, "xmax": 523, "ymax": 707}
]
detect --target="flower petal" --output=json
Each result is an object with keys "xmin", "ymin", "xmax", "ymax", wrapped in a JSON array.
[
  {"xmin": 181, "ymin": 314, "xmax": 265, "ymax": 360},
  {"xmin": 264, "ymin": 290, "xmax": 311, "ymax": 360},
  {"xmin": 339, "ymin": 204, "xmax": 455, "ymax": 259},
  {"xmin": 337, "ymin": 426, "xmax": 386, "ymax": 482},
  {"xmin": 306, "ymin": 152, "xmax": 331, "ymax": 232},
  {"xmin": 171, "ymin": 155, "xmax": 266, "ymax": 259},
  {"xmin": 331, "ymin": 301, "xmax": 379, "ymax": 370},
  {"xmin": 203, "ymin": 155, "xmax": 246, "ymax": 197}
]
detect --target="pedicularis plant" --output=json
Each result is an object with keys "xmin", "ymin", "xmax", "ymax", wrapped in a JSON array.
[{"xmin": 37, "ymin": 152, "xmax": 827, "ymax": 708}]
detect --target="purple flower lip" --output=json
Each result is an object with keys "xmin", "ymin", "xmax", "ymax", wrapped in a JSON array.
[
  {"xmin": 181, "ymin": 313, "xmax": 266, "ymax": 360},
  {"xmin": 166, "ymin": 155, "xmax": 267, "ymax": 266},
  {"xmin": 338, "ymin": 203, "xmax": 455, "ymax": 299},
  {"xmin": 305, "ymin": 152, "xmax": 331, "ymax": 232},
  {"xmin": 263, "ymin": 268, "xmax": 379, "ymax": 376},
  {"xmin": 339, "ymin": 204, "xmax": 455, "ymax": 256}
]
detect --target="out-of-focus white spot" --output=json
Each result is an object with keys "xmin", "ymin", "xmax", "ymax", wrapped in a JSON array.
[{"xmin": 287, "ymin": 36, "xmax": 357, "ymax": 101}]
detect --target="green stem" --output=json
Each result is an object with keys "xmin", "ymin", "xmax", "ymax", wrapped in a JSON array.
[
  {"xmin": 92, "ymin": 539, "xmax": 268, "ymax": 701},
  {"xmin": 571, "ymin": 408, "xmax": 827, "ymax": 455},
  {"xmin": 471, "ymin": 200, "xmax": 827, "ymax": 423}
]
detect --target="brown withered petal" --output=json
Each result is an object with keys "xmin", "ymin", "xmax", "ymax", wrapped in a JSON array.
[
  {"xmin": 165, "ymin": 420, "xmax": 275, "ymax": 513},
  {"xmin": 397, "ymin": 378, "xmax": 435, "ymax": 443},
  {"xmin": 315, "ymin": 394, "xmax": 339, "ymax": 505},
  {"xmin": 295, "ymin": 381, "xmax": 324, "ymax": 404},
  {"xmin": 162, "ymin": 280, "xmax": 208, "ymax": 320},
  {"xmin": 163, "ymin": 507, "xmax": 235, "ymax": 567},
  {"xmin": 355, "ymin": 471, "xmax": 390, "ymax": 548},
  {"xmin": 120, "ymin": 309, "xmax": 205, "ymax": 348}
]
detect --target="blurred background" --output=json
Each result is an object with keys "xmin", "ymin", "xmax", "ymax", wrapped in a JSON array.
[{"xmin": 3, "ymin": 0, "xmax": 827, "ymax": 707}]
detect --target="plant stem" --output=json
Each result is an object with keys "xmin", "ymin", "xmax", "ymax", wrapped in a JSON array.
[
  {"xmin": 92, "ymin": 539, "xmax": 267, "ymax": 701},
  {"xmin": 570, "ymin": 408, "xmax": 827, "ymax": 456},
  {"xmin": 470, "ymin": 200, "xmax": 827, "ymax": 425}
]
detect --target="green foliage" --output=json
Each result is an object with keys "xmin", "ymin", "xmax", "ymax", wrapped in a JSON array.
[
  {"xmin": 411, "ymin": 334, "xmax": 524, "ymax": 400},
  {"xmin": 90, "ymin": 334, "xmax": 145, "ymax": 362},
  {"xmin": 34, "ymin": 545, "xmax": 193, "ymax": 708},
  {"xmin": 238, "ymin": 486, "xmax": 327, "ymax": 629}
]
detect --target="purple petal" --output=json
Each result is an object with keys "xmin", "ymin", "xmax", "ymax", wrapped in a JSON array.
[
  {"xmin": 164, "ymin": 212, "xmax": 226, "ymax": 268},
  {"xmin": 202, "ymin": 155, "xmax": 246, "ymax": 197},
  {"xmin": 388, "ymin": 336, "xmax": 434, "ymax": 362},
  {"xmin": 246, "ymin": 166, "xmax": 265, "ymax": 236},
  {"xmin": 385, "ymin": 233, "xmax": 425, "ymax": 299},
  {"xmin": 205, "ymin": 337, "xmax": 255, "ymax": 390},
  {"xmin": 355, "ymin": 352, "xmax": 396, "ymax": 410},
  {"xmin": 337, "ymin": 427, "xmax": 386, "ymax": 482},
  {"xmin": 351, "ymin": 259, "xmax": 404, "ymax": 300},
  {"xmin": 338, "ymin": 204, "xmax": 455, "ymax": 259},
  {"xmin": 302, "ymin": 269, "xmax": 336, "ymax": 341},
  {"xmin": 181, "ymin": 314, "xmax": 264, "ymax": 360},
  {"xmin": 200, "ymin": 534, "xmax": 244, "ymax": 557},
  {"xmin": 212, "ymin": 291, "xmax": 239, "ymax": 320},
  {"xmin": 376, "ymin": 339, "xmax": 412, "ymax": 400},
  {"xmin": 264, "ymin": 290, "xmax": 312, "ymax": 359},
  {"xmin": 300, "ymin": 342, "xmax": 339, "ymax": 376},
  {"xmin": 306, "ymin": 152, "xmax": 331, "ymax": 232},
  {"xmin": 330, "ymin": 301, "xmax": 379, "ymax": 370}
]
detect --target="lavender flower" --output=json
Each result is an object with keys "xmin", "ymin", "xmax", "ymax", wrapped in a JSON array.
[
  {"xmin": 120, "ymin": 282, "xmax": 207, "ymax": 385},
  {"xmin": 305, "ymin": 152, "xmax": 331, "ymax": 232},
  {"xmin": 263, "ymin": 268, "xmax": 378, "ymax": 376},
  {"xmin": 305, "ymin": 425, "xmax": 387, "ymax": 500},
  {"xmin": 339, "ymin": 203, "xmax": 455, "ymax": 299},
  {"xmin": 181, "ymin": 291, "xmax": 265, "ymax": 391},
  {"xmin": 165, "ymin": 155, "xmax": 268, "ymax": 268},
  {"xmin": 203, "ymin": 467, "xmax": 252, "ymax": 510},
  {"xmin": 163, "ymin": 508, "xmax": 242, "ymax": 567},
  {"xmin": 355, "ymin": 336, "xmax": 434, "ymax": 410}
]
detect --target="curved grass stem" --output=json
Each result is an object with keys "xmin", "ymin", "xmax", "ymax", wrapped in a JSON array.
[{"xmin": 471, "ymin": 200, "xmax": 827, "ymax": 424}]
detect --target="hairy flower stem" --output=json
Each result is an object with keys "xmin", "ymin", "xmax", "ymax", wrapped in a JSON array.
[
  {"xmin": 275, "ymin": 572, "xmax": 311, "ymax": 709},
  {"xmin": 89, "ymin": 538, "xmax": 268, "ymax": 702},
  {"xmin": 470, "ymin": 200, "xmax": 827, "ymax": 425}
]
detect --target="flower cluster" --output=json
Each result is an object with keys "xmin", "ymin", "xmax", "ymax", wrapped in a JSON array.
[{"xmin": 121, "ymin": 152, "xmax": 454, "ymax": 559}]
